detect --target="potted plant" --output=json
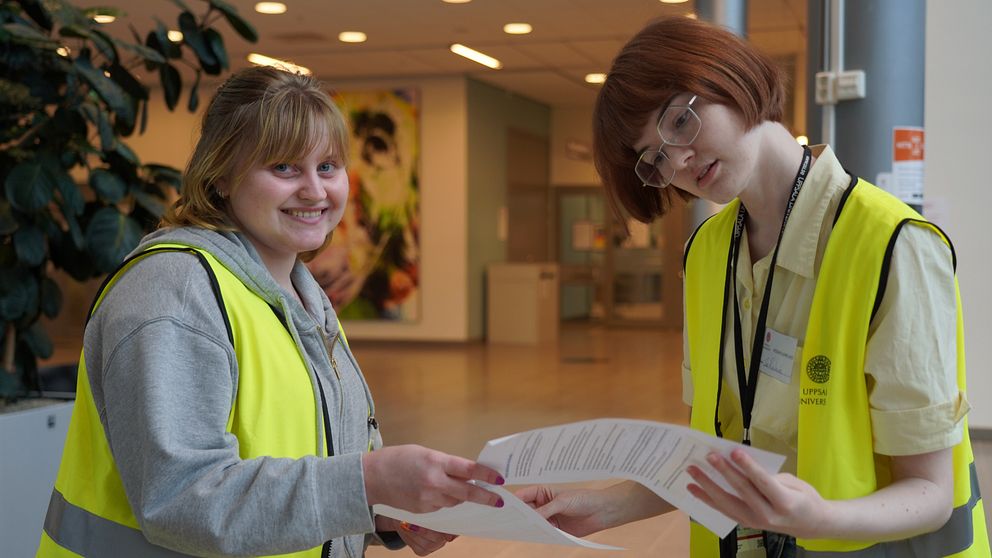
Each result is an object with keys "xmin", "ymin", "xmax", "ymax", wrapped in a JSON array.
[
  {"xmin": 1, "ymin": 0, "xmax": 257, "ymax": 401},
  {"xmin": 0, "ymin": 0, "xmax": 256, "ymax": 553}
]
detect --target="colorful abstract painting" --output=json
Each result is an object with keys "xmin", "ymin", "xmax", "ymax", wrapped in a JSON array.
[{"xmin": 307, "ymin": 89, "xmax": 420, "ymax": 321}]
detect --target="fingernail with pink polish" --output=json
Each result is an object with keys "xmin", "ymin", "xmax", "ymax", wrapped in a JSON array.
[
  {"xmin": 496, "ymin": 498, "xmax": 505, "ymax": 508},
  {"xmin": 495, "ymin": 475, "xmax": 505, "ymax": 485}
]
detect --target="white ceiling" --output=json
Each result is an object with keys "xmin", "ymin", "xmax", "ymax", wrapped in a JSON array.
[{"xmin": 77, "ymin": 0, "xmax": 807, "ymax": 109}]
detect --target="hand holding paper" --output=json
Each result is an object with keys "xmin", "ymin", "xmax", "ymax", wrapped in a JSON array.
[{"xmin": 373, "ymin": 419, "xmax": 786, "ymax": 548}]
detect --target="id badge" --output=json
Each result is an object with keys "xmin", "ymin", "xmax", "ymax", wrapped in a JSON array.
[
  {"xmin": 736, "ymin": 526, "xmax": 766, "ymax": 558},
  {"xmin": 758, "ymin": 328, "xmax": 798, "ymax": 384}
]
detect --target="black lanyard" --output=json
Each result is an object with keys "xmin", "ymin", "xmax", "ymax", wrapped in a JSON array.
[{"xmin": 717, "ymin": 145, "xmax": 812, "ymax": 446}]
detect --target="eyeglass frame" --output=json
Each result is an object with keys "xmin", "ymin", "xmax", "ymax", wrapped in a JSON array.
[{"xmin": 635, "ymin": 94, "xmax": 701, "ymax": 189}]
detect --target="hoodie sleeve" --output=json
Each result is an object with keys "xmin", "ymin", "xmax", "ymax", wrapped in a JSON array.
[{"xmin": 85, "ymin": 251, "xmax": 373, "ymax": 557}]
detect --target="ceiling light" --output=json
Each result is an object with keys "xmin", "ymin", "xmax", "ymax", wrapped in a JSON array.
[
  {"xmin": 254, "ymin": 2, "xmax": 287, "ymax": 14},
  {"xmin": 338, "ymin": 31, "xmax": 367, "ymax": 43},
  {"xmin": 247, "ymin": 53, "xmax": 311, "ymax": 75},
  {"xmin": 660, "ymin": 0, "xmax": 690, "ymax": 3},
  {"xmin": 92, "ymin": 14, "xmax": 115, "ymax": 24},
  {"xmin": 585, "ymin": 73, "xmax": 607, "ymax": 84},
  {"xmin": 442, "ymin": 0, "xmax": 472, "ymax": 3},
  {"xmin": 450, "ymin": 43, "xmax": 502, "ymax": 69},
  {"xmin": 685, "ymin": 12, "xmax": 698, "ymax": 19},
  {"xmin": 796, "ymin": 135, "xmax": 809, "ymax": 146},
  {"xmin": 503, "ymin": 23, "xmax": 532, "ymax": 35},
  {"xmin": 167, "ymin": 30, "xmax": 184, "ymax": 42}
]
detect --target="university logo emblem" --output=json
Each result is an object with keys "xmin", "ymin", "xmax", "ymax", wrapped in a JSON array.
[{"xmin": 806, "ymin": 355, "xmax": 831, "ymax": 384}]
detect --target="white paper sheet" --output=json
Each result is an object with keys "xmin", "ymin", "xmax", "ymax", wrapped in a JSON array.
[
  {"xmin": 373, "ymin": 418, "xmax": 786, "ymax": 548},
  {"xmin": 476, "ymin": 418, "xmax": 786, "ymax": 538},
  {"xmin": 373, "ymin": 483, "xmax": 622, "ymax": 550}
]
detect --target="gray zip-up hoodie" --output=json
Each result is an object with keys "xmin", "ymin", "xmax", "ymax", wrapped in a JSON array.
[{"xmin": 83, "ymin": 226, "xmax": 382, "ymax": 557}]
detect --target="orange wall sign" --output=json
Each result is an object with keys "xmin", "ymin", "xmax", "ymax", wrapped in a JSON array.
[{"xmin": 893, "ymin": 127, "xmax": 925, "ymax": 162}]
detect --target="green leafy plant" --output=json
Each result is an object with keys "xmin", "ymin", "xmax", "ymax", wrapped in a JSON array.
[{"xmin": 0, "ymin": 0, "xmax": 257, "ymax": 400}]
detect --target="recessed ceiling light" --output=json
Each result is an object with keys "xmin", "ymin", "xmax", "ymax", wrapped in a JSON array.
[
  {"xmin": 442, "ymin": 0, "xmax": 472, "ymax": 3},
  {"xmin": 585, "ymin": 73, "xmax": 607, "ymax": 84},
  {"xmin": 338, "ymin": 31, "xmax": 367, "ymax": 43},
  {"xmin": 167, "ymin": 30, "xmax": 184, "ymax": 42},
  {"xmin": 796, "ymin": 135, "xmax": 809, "ymax": 145},
  {"xmin": 254, "ymin": 2, "xmax": 287, "ymax": 14},
  {"xmin": 247, "ymin": 53, "xmax": 311, "ymax": 75},
  {"xmin": 450, "ymin": 43, "xmax": 502, "ymax": 69},
  {"xmin": 92, "ymin": 14, "xmax": 115, "ymax": 24},
  {"xmin": 660, "ymin": 0, "xmax": 689, "ymax": 3},
  {"xmin": 503, "ymin": 23, "xmax": 532, "ymax": 35}
]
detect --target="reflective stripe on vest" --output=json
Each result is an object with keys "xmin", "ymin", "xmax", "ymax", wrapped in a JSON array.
[
  {"xmin": 684, "ymin": 180, "xmax": 989, "ymax": 557},
  {"xmin": 39, "ymin": 245, "xmax": 330, "ymax": 558}
]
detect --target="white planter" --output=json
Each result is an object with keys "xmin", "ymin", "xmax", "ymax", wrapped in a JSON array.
[{"xmin": 0, "ymin": 400, "xmax": 74, "ymax": 558}]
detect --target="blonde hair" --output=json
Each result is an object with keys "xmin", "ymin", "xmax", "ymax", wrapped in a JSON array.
[{"xmin": 163, "ymin": 66, "xmax": 349, "ymax": 255}]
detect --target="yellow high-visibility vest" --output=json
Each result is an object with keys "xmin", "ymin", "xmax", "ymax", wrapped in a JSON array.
[
  {"xmin": 38, "ymin": 244, "xmax": 347, "ymax": 557},
  {"xmin": 684, "ymin": 180, "xmax": 989, "ymax": 557}
]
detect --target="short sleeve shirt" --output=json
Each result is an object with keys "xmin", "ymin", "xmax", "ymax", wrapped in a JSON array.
[{"xmin": 681, "ymin": 145, "xmax": 969, "ymax": 474}]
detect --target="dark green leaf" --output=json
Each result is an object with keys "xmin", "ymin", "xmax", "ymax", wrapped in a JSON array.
[
  {"xmin": 90, "ymin": 169, "xmax": 127, "ymax": 203},
  {"xmin": 169, "ymin": 0, "xmax": 193, "ymax": 13},
  {"xmin": 114, "ymin": 142, "xmax": 139, "ymax": 166},
  {"xmin": 4, "ymin": 160, "xmax": 56, "ymax": 212},
  {"xmin": 74, "ymin": 52, "xmax": 135, "ymax": 130},
  {"xmin": 0, "ymin": 267, "xmax": 31, "ymax": 321},
  {"xmin": 22, "ymin": 323, "xmax": 53, "ymax": 360},
  {"xmin": 139, "ymin": 98, "xmax": 149, "ymax": 134},
  {"xmin": 63, "ymin": 209, "xmax": 85, "ymax": 250},
  {"xmin": 153, "ymin": 19, "xmax": 182, "ymax": 59},
  {"xmin": 108, "ymin": 63, "xmax": 149, "ymax": 100},
  {"xmin": 40, "ymin": 277, "xmax": 62, "ymax": 318},
  {"xmin": 145, "ymin": 164, "xmax": 183, "ymax": 190},
  {"xmin": 58, "ymin": 24, "xmax": 90, "ymax": 40},
  {"xmin": 204, "ymin": 28, "xmax": 227, "ymax": 71},
  {"xmin": 133, "ymin": 189, "xmax": 165, "ymax": 218},
  {"xmin": 188, "ymin": 70, "xmax": 201, "ymax": 112},
  {"xmin": 159, "ymin": 62, "xmax": 181, "ymax": 111},
  {"xmin": 52, "ymin": 170, "xmax": 84, "ymax": 216},
  {"xmin": 79, "ymin": 102, "xmax": 116, "ymax": 151},
  {"xmin": 112, "ymin": 36, "xmax": 166, "ymax": 64},
  {"xmin": 0, "ymin": 201, "xmax": 18, "ymax": 235},
  {"xmin": 20, "ymin": 0, "xmax": 54, "ymax": 32},
  {"xmin": 84, "ymin": 207, "xmax": 142, "ymax": 272},
  {"xmin": 178, "ymin": 11, "xmax": 218, "ymax": 69},
  {"xmin": 13, "ymin": 225, "xmax": 46, "ymax": 266},
  {"xmin": 209, "ymin": 0, "xmax": 258, "ymax": 43},
  {"xmin": 144, "ymin": 30, "xmax": 164, "ymax": 71},
  {"xmin": 3, "ymin": 22, "xmax": 59, "ymax": 48},
  {"xmin": 91, "ymin": 29, "xmax": 119, "ymax": 64}
]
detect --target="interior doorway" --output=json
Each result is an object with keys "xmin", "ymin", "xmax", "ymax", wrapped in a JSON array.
[{"xmin": 553, "ymin": 187, "xmax": 686, "ymax": 328}]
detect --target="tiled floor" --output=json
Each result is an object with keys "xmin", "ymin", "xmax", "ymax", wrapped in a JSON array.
[{"xmin": 353, "ymin": 325, "xmax": 992, "ymax": 557}]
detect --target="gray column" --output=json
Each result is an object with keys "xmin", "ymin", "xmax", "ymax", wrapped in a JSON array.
[
  {"xmin": 808, "ymin": 0, "xmax": 925, "ymax": 211},
  {"xmin": 693, "ymin": 0, "xmax": 747, "ymax": 228}
]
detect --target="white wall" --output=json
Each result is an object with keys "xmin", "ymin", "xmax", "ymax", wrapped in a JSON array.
[
  {"xmin": 129, "ymin": 77, "xmax": 472, "ymax": 342},
  {"xmin": 925, "ymin": 0, "xmax": 992, "ymax": 428}
]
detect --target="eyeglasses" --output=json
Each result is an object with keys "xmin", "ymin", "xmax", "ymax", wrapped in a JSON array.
[{"xmin": 634, "ymin": 95, "xmax": 701, "ymax": 189}]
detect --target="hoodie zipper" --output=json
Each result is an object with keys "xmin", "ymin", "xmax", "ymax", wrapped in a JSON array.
[{"xmin": 316, "ymin": 325, "xmax": 350, "ymax": 558}]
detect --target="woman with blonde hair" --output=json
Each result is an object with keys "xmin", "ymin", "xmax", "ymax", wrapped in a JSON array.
[{"xmin": 39, "ymin": 65, "xmax": 502, "ymax": 558}]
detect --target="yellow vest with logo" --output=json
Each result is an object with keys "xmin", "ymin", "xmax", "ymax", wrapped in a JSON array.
[
  {"xmin": 684, "ymin": 180, "xmax": 989, "ymax": 557},
  {"xmin": 38, "ymin": 244, "xmax": 344, "ymax": 557}
]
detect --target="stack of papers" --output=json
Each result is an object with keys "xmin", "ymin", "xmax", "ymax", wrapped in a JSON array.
[{"xmin": 373, "ymin": 418, "xmax": 785, "ymax": 549}]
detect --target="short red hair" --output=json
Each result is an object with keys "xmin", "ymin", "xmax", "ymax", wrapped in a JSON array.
[{"xmin": 594, "ymin": 17, "xmax": 786, "ymax": 222}]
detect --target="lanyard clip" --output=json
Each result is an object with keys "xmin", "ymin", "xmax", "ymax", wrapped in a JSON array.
[{"xmin": 743, "ymin": 428, "xmax": 751, "ymax": 446}]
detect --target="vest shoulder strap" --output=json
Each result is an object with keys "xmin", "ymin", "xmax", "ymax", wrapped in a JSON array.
[{"xmin": 86, "ymin": 246, "xmax": 234, "ymax": 346}]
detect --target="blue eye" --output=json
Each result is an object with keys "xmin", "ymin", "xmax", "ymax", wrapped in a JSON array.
[
  {"xmin": 318, "ymin": 162, "xmax": 336, "ymax": 173},
  {"xmin": 273, "ymin": 163, "xmax": 292, "ymax": 173}
]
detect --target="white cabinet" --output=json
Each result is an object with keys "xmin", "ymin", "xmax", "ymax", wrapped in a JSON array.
[{"xmin": 487, "ymin": 263, "xmax": 559, "ymax": 345}]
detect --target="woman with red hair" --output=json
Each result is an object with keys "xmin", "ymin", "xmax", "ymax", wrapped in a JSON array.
[{"xmin": 520, "ymin": 17, "xmax": 987, "ymax": 558}]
